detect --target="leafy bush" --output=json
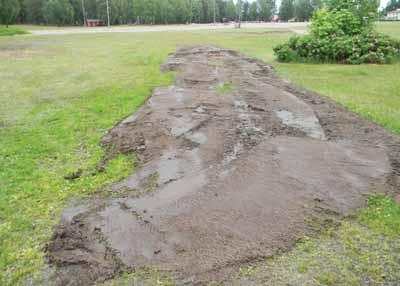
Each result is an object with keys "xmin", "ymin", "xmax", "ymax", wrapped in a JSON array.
[
  {"xmin": 274, "ymin": 32, "xmax": 400, "ymax": 64},
  {"xmin": 324, "ymin": 0, "xmax": 379, "ymax": 28},
  {"xmin": 274, "ymin": 2, "xmax": 400, "ymax": 64},
  {"xmin": 311, "ymin": 8, "xmax": 363, "ymax": 38}
]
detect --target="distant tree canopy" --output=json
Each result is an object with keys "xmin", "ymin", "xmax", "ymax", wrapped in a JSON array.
[
  {"xmin": 1, "ymin": 0, "xmax": 276, "ymax": 26},
  {"xmin": 279, "ymin": 0, "xmax": 294, "ymax": 21},
  {"xmin": 0, "ymin": 0, "xmax": 21, "ymax": 26},
  {"xmin": 278, "ymin": 0, "xmax": 321, "ymax": 22},
  {"xmin": 383, "ymin": 0, "xmax": 400, "ymax": 14},
  {"xmin": 0, "ymin": 0, "xmax": 328, "ymax": 26}
]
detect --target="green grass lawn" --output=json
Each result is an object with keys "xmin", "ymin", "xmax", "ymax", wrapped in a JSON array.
[
  {"xmin": 0, "ymin": 22, "xmax": 399, "ymax": 285},
  {"xmin": 0, "ymin": 27, "xmax": 28, "ymax": 36},
  {"xmin": 376, "ymin": 21, "xmax": 400, "ymax": 39}
]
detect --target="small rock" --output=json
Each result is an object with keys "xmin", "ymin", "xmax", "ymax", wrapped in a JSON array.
[
  {"xmin": 194, "ymin": 105, "xmax": 206, "ymax": 113},
  {"xmin": 137, "ymin": 145, "xmax": 146, "ymax": 151},
  {"xmin": 248, "ymin": 104, "xmax": 266, "ymax": 112}
]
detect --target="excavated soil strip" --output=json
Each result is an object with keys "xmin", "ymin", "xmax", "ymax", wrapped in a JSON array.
[{"xmin": 46, "ymin": 46, "xmax": 400, "ymax": 286}]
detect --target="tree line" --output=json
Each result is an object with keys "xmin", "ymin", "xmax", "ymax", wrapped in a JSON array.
[
  {"xmin": 1, "ymin": 0, "xmax": 274, "ymax": 26},
  {"xmin": 278, "ymin": 0, "xmax": 322, "ymax": 22},
  {"xmin": 0, "ymin": 0, "xmax": 322, "ymax": 26},
  {"xmin": 382, "ymin": 0, "xmax": 400, "ymax": 14}
]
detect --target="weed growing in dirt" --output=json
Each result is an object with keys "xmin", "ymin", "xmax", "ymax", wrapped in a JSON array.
[{"xmin": 216, "ymin": 82, "xmax": 234, "ymax": 94}]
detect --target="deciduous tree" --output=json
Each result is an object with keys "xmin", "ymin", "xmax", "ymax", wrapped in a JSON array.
[
  {"xmin": 294, "ymin": 0, "xmax": 313, "ymax": 21},
  {"xmin": 226, "ymin": 0, "xmax": 236, "ymax": 20},
  {"xmin": 24, "ymin": 0, "xmax": 45, "ymax": 23},
  {"xmin": 249, "ymin": 1, "xmax": 258, "ymax": 20},
  {"xmin": 279, "ymin": 0, "xmax": 294, "ymax": 21},
  {"xmin": 258, "ymin": 0, "xmax": 275, "ymax": 21},
  {"xmin": 0, "ymin": 0, "xmax": 20, "ymax": 27},
  {"xmin": 43, "ymin": 0, "xmax": 74, "ymax": 25}
]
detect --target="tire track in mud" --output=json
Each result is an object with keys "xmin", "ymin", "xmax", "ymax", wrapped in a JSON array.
[{"xmin": 46, "ymin": 46, "xmax": 400, "ymax": 286}]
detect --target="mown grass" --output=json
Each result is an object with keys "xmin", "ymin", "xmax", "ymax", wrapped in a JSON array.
[
  {"xmin": 376, "ymin": 21, "xmax": 400, "ymax": 39},
  {"xmin": 0, "ymin": 27, "xmax": 28, "ymax": 36},
  {"xmin": 0, "ymin": 22, "xmax": 399, "ymax": 285}
]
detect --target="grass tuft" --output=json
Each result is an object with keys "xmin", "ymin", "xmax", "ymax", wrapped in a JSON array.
[
  {"xmin": 0, "ymin": 27, "xmax": 28, "ymax": 36},
  {"xmin": 358, "ymin": 195, "xmax": 400, "ymax": 237},
  {"xmin": 216, "ymin": 82, "xmax": 234, "ymax": 94}
]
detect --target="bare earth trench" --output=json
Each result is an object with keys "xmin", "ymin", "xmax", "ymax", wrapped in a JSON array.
[{"xmin": 46, "ymin": 46, "xmax": 400, "ymax": 286}]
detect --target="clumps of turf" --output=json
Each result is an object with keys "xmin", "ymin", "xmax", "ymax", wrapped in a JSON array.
[
  {"xmin": 0, "ymin": 27, "xmax": 28, "ymax": 36},
  {"xmin": 230, "ymin": 195, "xmax": 400, "ymax": 286}
]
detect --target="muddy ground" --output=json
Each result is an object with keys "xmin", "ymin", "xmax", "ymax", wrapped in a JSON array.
[{"xmin": 46, "ymin": 46, "xmax": 400, "ymax": 286}]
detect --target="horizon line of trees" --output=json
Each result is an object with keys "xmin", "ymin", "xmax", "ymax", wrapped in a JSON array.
[
  {"xmin": 278, "ymin": 0, "xmax": 322, "ymax": 22},
  {"xmin": 1, "ymin": 0, "xmax": 323, "ymax": 27},
  {"xmin": 1, "ymin": 0, "xmax": 390, "ymax": 28},
  {"xmin": 382, "ymin": 0, "xmax": 400, "ymax": 14},
  {"xmin": 2, "ymin": 0, "xmax": 279, "ymax": 26}
]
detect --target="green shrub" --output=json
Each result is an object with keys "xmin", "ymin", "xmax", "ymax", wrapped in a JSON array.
[
  {"xmin": 311, "ymin": 8, "xmax": 363, "ymax": 38},
  {"xmin": 274, "ymin": 32, "xmax": 400, "ymax": 64},
  {"xmin": 274, "ymin": 1, "xmax": 400, "ymax": 64},
  {"xmin": 324, "ymin": 0, "xmax": 379, "ymax": 28}
]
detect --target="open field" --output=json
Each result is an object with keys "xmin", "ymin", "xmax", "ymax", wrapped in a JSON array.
[
  {"xmin": 0, "ymin": 22, "xmax": 399, "ymax": 285},
  {"xmin": 376, "ymin": 21, "xmax": 400, "ymax": 39},
  {"xmin": 17, "ymin": 22, "xmax": 308, "ymax": 36}
]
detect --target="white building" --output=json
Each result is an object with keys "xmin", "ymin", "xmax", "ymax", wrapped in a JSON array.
[{"xmin": 386, "ymin": 8, "xmax": 400, "ymax": 21}]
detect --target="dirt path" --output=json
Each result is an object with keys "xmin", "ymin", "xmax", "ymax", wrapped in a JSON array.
[
  {"xmin": 29, "ymin": 23, "xmax": 308, "ymax": 36},
  {"xmin": 46, "ymin": 46, "xmax": 400, "ymax": 286}
]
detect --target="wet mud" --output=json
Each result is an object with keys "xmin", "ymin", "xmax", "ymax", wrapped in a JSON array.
[{"xmin": 46, "ymin": 46, "xmax": 400, "ymax": 285}]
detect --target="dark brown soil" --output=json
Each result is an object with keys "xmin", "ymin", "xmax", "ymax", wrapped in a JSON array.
[{"xmin": 46, "ymin": 46, "xmax": 400, "ymax": 286}]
